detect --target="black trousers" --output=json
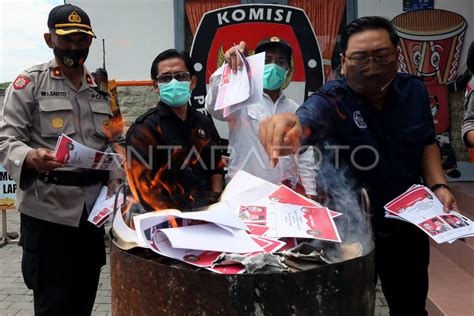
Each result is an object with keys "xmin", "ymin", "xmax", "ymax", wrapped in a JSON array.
[
  {"xmin": 20, "ymin": 210, "xmax": 106, "ymax": 316},
  {"xmin": 375, "ymin": 220, "xmax": 430, "ymax": 316}
]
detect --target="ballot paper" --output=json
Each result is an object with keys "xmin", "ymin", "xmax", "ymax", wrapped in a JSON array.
[
  {"xmin": 384, "ymin": 185, "xmax": 474, "ymax": 243},
  {"xmin": 151, "ymin": 232, "xmax": 246, "ymax": 274},
  {"xmin": 215, "ymin": 48, "xmax": 251, "ymax": 110},
  {"xmin": 54, "ymin": 134, "xmax": 123, "ymax": 170},
  {"xmin": 87, "ymin": 186, "xmax": 124, "ymax": 227},
  {"xmin": 228, "ymin": 185, "xmax": 341, "ymax": 242},
  {"xmin": 266, "ymin": 184, "xmax": 342, "ymax": 219},
  {"xmin": 160, "ymin": 223, "xmax": 262, "ymax": 253},
  {"xmin": 133, "ymin": 202, "xmax": 251, "ymax": 250},
  {"xmin": 111, "ymin": 201, "xmax": 141, "ymax": 250},
  {"xmin": 211, "ymin": 51, "xmax": 264, "ymax": 118},
  {"xmin": 220, "ymin": 170, "xmax": 279, "ymax": 201}
]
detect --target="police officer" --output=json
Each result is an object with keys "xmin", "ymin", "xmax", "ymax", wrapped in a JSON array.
[
  {"xmin": 126, "ymin": 49, "xmax": 224, "ymax": 210},
  {"xmin": 0, "ymin": 4, "xmax": 123, "ymax": 315},
  {"xmin": 259, "ymin": 17, "xmax": 458, "ymax": 316}
]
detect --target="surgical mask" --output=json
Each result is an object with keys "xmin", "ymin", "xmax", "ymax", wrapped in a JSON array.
[
  {"xmin": 263, "ymin": 63, "xmax": 288, "ymax": 91},
  {"xmin": 345, "ymin": 60, "xmax": 398, "ymax": 97},
  {"xmin": 159, "ymin": 79, "xmax": 191, "ymax": 107},
  {"xmin": 53, "ymin": 47, "xmax": 89, "ymax": 69}
]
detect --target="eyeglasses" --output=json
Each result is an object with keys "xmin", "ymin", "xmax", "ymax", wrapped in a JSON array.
[
  {"xmin": 345, "ymin": 52, "xmax": 396, "ymax": 66},
  {"xmin": 155, "ymin": 72, "xmax": 191, "ymax": 84}
]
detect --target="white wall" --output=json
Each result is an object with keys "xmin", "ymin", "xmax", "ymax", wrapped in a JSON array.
[
  {"xmin": 69, "ymin": 0, "xmax": 175, "ymax": 81},
  {"xmin": 357, "ymin": 0, "xmax": 473, "ymax": 75}
]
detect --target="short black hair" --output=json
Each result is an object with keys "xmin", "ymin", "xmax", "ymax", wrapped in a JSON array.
[
  {"xmin": 340, "ymin": 16, "xmax": 400, "ymax": 54},
  {"xmin": 150, "ymin": 49, "xmax": 195, "ymax": 80}
]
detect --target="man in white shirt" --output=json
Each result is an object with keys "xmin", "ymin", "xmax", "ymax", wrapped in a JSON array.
[{"xmin": 206, "ymin": 37, "xmax": 317, "ymax": 197}]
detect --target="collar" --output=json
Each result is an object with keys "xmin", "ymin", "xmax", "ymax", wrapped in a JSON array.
[
  {"xmin": 49, "ymin": 59, "xmax": 64, "ymax": 79},
  {"xmin": 263, "ymin": 91, "xmax": 286, "ymax": 104},
  {"xmin": 49, "ymin": 58, "xmax": 97, "ymax": 88},
  {"xmin": 157, "ymin": 102, "xmax": 195, "ymax": 119},
  {"xmin": 341, "ymin": 75, "xmax": 404, "ymax": 103}
]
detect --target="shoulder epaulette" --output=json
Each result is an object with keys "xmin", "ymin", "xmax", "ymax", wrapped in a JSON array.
[
  {"xmin": 135, "ymin": 106, "xmax": 159, "ymax": 123},
  {"xmin": 24, "ymin": 63, "xmax": 49, "ymax": 74}
]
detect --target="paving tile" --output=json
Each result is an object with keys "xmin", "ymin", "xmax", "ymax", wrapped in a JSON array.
[
  {"xmin": 0, "ymin": 301, "xmax": 13, "ymax": 309},
  {"xmin": 96, "ymin": 303, "xmax": 112, "ymax": 311},
  {"xmin": 95, "ymin": 290, "xmax": 110, "ymax": 297},
  {"xmin": 94, "ymin": 296, "xmax": 112, "ymax": 304},
  {"xmin": 3, "ymin": 295, "xmax": 33, "ymax": 303},
  {"xmin": 0, "ymin": 288, "xmax": 29, "ymax": 295},
  {"xmin": 8, "ymin": 302, "xmax": 33, "ymax": 310},
  {"xmin": 15, "ymin": 310, "xmax": 34, "ymax": 316}
]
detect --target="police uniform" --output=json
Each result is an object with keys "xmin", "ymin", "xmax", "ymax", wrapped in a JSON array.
[
  {"xmin": 126, "ymin": 102, "xmax": 224, "ymax": 210},
  {"xmin": 0, "ymin": 59, "xmax": 123, "ymax": 314},
  {"xmin": 297, "ymin": 73, "xmax": 435, "ymax": 315}
]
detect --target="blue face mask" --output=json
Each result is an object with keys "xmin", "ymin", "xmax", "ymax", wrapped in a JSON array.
[
  {"xmin": 158, "ymin": 79, "xmax": 191, "ymax": 107},
  {"xmin": 263, "ymin": 63, "xmax": 288, "ymax": 91}
]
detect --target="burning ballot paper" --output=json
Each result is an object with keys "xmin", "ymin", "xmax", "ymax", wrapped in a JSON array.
[
  {"xmin": 54, "ymin": 133, "xmax": 123, "ymax": 170},
  {"xmin": 384, "ymin": 185, "xmax": 474, "ymax": 243}
]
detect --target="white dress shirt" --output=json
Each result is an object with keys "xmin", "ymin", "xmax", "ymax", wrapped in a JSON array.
[{"xmin": 205, "ymin": 68, "xmax": 317, "ymax": 195}]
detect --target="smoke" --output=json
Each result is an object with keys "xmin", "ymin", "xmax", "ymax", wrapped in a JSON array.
[{"xmin": 308, "ymin": 144, "xmax": 375, "ymax": 257}]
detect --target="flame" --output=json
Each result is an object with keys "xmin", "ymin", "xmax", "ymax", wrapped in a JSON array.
[{"xmin": 124, "ymin": 124, "xmax": 222, "ymax": 213}]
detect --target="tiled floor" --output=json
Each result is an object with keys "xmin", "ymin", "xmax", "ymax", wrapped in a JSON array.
[{"xmin": 1, "ymin": 210, "xmax": 389, "ymax": 315}]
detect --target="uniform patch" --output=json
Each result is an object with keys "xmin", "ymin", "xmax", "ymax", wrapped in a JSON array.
[
  {"xmin": 52, "ymin": 117, "xmax": 64, "ymax": 129},
  {"xmin": 353, "ymin": 111, "xmax": 367, "ymax": 129},
  {"xmin": 13, "ymin": 75, "xmax": 31, "ymax": 90},
  {"xmin": 466, "ymin": 82, "xmax": 472, "ymax": 97}
]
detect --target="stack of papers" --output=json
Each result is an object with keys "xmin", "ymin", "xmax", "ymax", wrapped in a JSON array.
[
  {"xmin": 214, "ymin": 50, "xmax": 264, "ymax": 117},
  {"xmin": 126, "ymin": 171, "xmax": 343, "ymax": 274},
  {"xmin": 133, "ymin": 203, "xmax": 262, "ymax": 274},
  {"xmin": 54, "ymin": 133, "xmax": 123, "ymax": 170},
  {"xmin": 384, "ymin": 185, "xmax": 474, "ymax": 243}
]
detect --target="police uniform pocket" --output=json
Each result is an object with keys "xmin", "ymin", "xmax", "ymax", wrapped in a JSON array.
[
  {"xmin": 38, "ymin": 98, "xmax": 75, "ymax": 137},
  {"xmin": 89, "ymin": 100, "xmax": 113, "ymax": 139}
]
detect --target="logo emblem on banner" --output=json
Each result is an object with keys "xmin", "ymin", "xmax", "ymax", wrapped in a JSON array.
[{"xmin": 190, "ymin": 4, "xmax": 324, "ymax": 109}]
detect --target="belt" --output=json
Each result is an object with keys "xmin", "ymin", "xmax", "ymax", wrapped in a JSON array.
[{"xmin": 38, "ymin": 170, "xmax": 109, "ymax": 187}]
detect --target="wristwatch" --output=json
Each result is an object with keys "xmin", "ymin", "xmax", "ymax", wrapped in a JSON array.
[{"xmin": 430, "ymin": 183, "xmax": 450, "ymax": 192}]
